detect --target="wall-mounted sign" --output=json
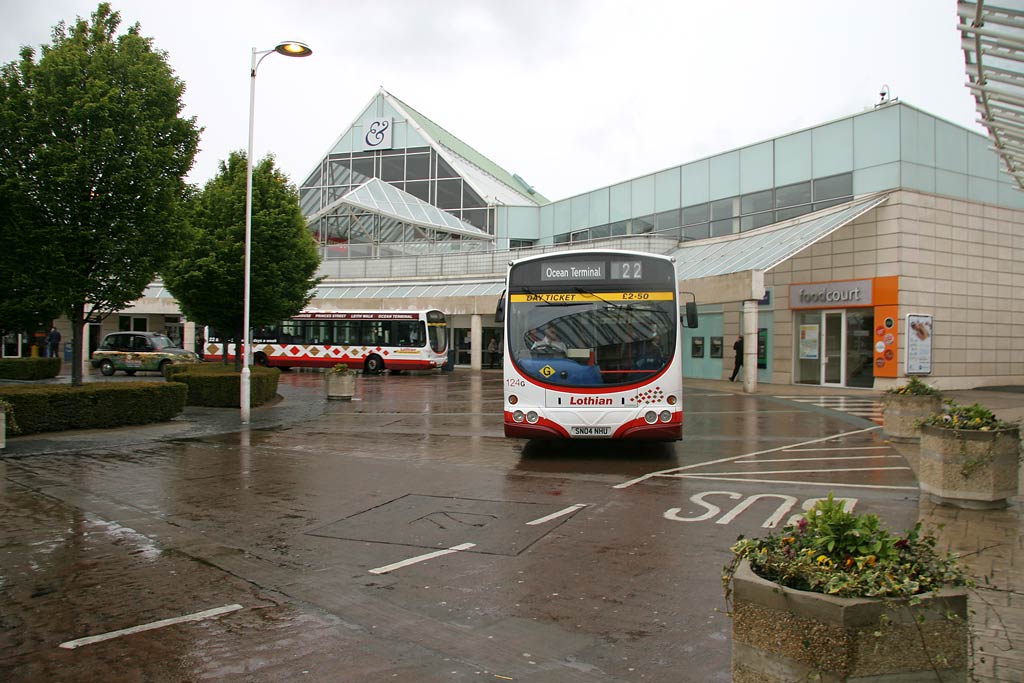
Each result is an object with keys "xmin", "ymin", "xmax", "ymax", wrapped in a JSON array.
[
  {"xmin": 906, "ymin": 313, "xmax": 933, "ymax": 375},
  {"xmin": 789, "ymin": 280, "xmax": 873, "ymax": 309},
  {"xmin": 799, "ymin": 324, "xmax": 819, "ymax": 359},
  {"xmin": 362, "ymin": 118, "xmax": 393, "ymax": 151}
]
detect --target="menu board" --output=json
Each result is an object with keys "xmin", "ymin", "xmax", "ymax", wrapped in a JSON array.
[
  {"xmin": 799, "ymin": 324, "xmax": 819, "ymax": 360},
  {"xmin": 906, "ymin": 314, "xmax": 933, "ymax": 375}
]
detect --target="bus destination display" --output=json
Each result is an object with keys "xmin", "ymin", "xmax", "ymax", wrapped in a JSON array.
[{"xmin": 538, "ymin": 260, "xmax": 643, "ymax": 282}]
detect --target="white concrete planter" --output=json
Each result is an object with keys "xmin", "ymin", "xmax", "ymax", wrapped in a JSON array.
[
  {"xmin": 919, "ymin": 424, "xmax": 1021, "ymax": 509},
  {"xmin": 730, "ymin": 559, "xmax": 968, "ymax": 682},
  {"xmin": 881, "ymin": 393, "xmax": 942, "ymax": 443},
  {"xmin": 325, "ymin": 372, "xmax": 357, "ymax": 400}
]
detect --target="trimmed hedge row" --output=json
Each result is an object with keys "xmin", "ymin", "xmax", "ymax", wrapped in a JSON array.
[
  {"xmin": 0, "ymin": 357, "xmax": 62, "ymax": 380},
  {"xmin": 0, "ymin": 382, "xmax": 187, "ymax": 436},
  {"xmin": 164, "ymin": 363, "xmax": 280, "ymax": 407}
]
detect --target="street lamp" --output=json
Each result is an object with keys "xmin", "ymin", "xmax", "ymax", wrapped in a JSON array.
[{"xmin": 241, "ymin": 40, "xmax": 312, "ymax": 424}]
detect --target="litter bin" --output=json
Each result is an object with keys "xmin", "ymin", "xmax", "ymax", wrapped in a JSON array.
[
  {"xmin": 443, "ymin": 348, "xmax": 456, "ymax": 373},
  {"xmin": 63, "ymin": 342, "xmax": 73, "ymax": 362}
]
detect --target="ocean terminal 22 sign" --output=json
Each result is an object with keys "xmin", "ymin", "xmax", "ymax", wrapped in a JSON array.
[{"xmin": 789, "ymin": 279, "xmax": 873, "ymax": 309}]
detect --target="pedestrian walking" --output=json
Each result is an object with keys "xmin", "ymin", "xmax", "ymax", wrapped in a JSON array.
[
  {"xmin": 46, "ymin": 326, "xmax": 62, "ymax": 359},
  {"xmin": 729, "ymin": 334, "xmax": 743, "ymax": 382}
]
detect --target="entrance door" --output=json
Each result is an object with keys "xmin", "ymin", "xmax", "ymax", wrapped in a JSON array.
[{"xmin": 822, "ymin": 311, "xmax": 844, "ymax": 386}]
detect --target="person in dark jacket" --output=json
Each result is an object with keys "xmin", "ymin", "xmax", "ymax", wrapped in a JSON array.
[
  {"xmin": 46, "ymin": 326, "xmax": 62, "ymax": 359},
  {"xmin": 729, "ymin": 335, "xmax": 743, "ymax": 382}
]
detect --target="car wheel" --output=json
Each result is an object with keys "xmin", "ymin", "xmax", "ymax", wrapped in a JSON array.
[
  {"xmin": 159, "ymin": 360, "xmax": 171, "ymax": 377},
  {"xmin": 364, "ymin": 355, "xmax": 384, "ymax": 374},
  {"xmin": 99, "ymin": 360, "xmax": 115, "ymax": 376}
]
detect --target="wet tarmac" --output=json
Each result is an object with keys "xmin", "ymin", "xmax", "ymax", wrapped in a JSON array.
[{"xmin": 1, "ymin": 371, "xmax": 932, "ymax": 681}]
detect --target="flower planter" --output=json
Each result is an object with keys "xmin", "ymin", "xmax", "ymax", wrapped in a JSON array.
[
  {"xmin": 882, "ymin": 393, "xmax": 942, "ymax": 442},
  {"xmin": 918, "ymin": 424, "xmax": 1021, "ymax": 509},
  {"xmin": 325, "ymin": 372, "xmax": 356, "ymax": 400},
  {"xmin": 730, "ymin": 559, "xmax": 968, "ymax": 682}
]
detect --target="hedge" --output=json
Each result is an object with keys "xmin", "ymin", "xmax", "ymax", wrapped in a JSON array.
[
  {"xmin": 164, "ymin": 363, "xmax": 280, "ymax": 407},
  {"xmin": 0, "ymin": 357, "xmax": 62, "ymax": 380},
  {"xmin": 0, "ymin": 382, "xmax": 187, "ymax": 436}
]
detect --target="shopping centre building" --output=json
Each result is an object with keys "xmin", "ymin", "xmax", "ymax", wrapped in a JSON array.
[{"xmin": 23, "ymin": 87, "xmax": 1024, "ymax": 391}]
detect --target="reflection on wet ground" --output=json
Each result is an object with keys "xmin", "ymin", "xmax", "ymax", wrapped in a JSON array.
[{"xmin": 1, "ymin": 370, "xmax": 924, "ymax": 682}]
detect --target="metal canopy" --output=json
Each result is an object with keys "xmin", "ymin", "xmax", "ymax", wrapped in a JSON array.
[
  {"xmin": 306, "ymin": 178, "xmax": 493, "ymax": 240},
  {"xmin": 669, "ymin": 194, "xmax": 890, "ymax": 280},
  {"xmin": 960, "ymin": 0, "xmax": 1024, "ymax": 190}
]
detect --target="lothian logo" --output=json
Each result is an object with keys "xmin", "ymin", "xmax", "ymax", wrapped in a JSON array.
[{"xmin": 569, "ymin": 396, "xmax": 612, "ymax": 406}]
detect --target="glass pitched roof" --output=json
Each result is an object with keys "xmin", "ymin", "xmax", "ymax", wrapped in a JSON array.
[
  {"xmin": 314, "ymin": 280, "xmax": 505, "ymax": 300},
  {"xmin": 306, "ymin": 178, "xmax": 493, "ymax": 240},
  {"xmin": 669, "ymin": 194, "xmax": 889, "ymax": 280}
]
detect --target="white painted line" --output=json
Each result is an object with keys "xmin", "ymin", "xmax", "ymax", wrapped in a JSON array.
[
  {"xmin": 368, "ymin": 543, "xmax": 476, "ymax": 575},
  {"xmin": 735, "ymin": 455, "xmax": 903, "ymax": 463},
  {"xmin": 782, "ymin": 446, "xmax": 890, "ymax": 452},
  {"xmin": 667, "ymin": 466, "xmax": 911, "ymax": 477},
  {"xmin": 59, "ymin": 604, "xmax": 243, "ymax": 650},
  {"xmin": 613, "ymin": 425, "xmax": 882, "ymax": 489},
  {"xmin": 526, "ymin": 503, "xmax": 587, "ymax": 526},
  {"xmin": 675, "ymin": 474, "xmax": 918, "ymax": 491}
]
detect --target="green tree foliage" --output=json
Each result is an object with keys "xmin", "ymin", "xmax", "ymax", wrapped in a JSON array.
[
  {"xmin": 0, "ymin": 3, "xmax": 200, "ymax": 384},
  {"xmin": 163, "ymin": 151, "xmax": 322, "ymax": 366}
]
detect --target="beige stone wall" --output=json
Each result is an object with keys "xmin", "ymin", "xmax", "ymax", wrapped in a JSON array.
[{"xmin": 765, "ymin": 190, "xmax": 1024, "ymax": 390}]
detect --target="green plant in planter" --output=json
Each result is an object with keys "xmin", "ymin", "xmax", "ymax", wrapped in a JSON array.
[
  {"xmin": 919, "ymin": 401, "xmax": 1021, "ymax": 479},
  {"xmin": 885, "ymin": 375, "xmax": 941, "ymax": 397},
  {"xmin": 329, "ymin": 363, "xmax": 358, "ymax": 376},
  {"xmin": 724, "ymin": 494, "xmax": 970, "ymax": 599},
  {"xmin": 0, "ymin": 398, "xmax": 18, "ymax": 435}
]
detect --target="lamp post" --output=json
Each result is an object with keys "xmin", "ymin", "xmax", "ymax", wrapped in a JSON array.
[{"xmin": 242, "ymin": 40, "xmax": 312, "ymax": 424}]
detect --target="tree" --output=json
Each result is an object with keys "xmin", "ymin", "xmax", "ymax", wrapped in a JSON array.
[
  {"xmin": 163, "ymin": 151, "xmax": 322, "ymax": 368},
  {"xmin": 0, "ymin": 3, "xmax": 200, "ymax": 384}
]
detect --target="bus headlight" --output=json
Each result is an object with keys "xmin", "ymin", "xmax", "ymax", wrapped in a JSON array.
[
  {"xmin": 513, "ymin": 410, "xmax": 525, "ymax": 423},
  {"xmin": 508, "ymin": 394, "xmax": 518, "ymax": 405},
  {"xmin": 644, "ymin": 411, "xmax": 658, "ymax": 424},
  {"xmin": 660, "ymin": 410, "xmax": 672, "ymax": 423},
  {"xmin": 526, "ymin": 411, "xmax": 539, "ymax": 424},
  {"xmin": 667, "ymin": 395, "xmax": 677, "ymax": 406}
]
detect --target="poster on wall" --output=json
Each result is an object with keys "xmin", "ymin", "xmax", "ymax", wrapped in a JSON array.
[
  {"xmin": 799, "ymin": 324, "xmax": 819, "ymax": 360},
  {"xmin": 906, "ymin": 314, "xmax": 933, "ymax": 375}
]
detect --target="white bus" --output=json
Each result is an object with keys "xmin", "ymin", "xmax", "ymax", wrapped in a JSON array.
[
  {"xmin": 495, "ymin": 250, "xmax": 694, "ymax": 440},
  {"xmin": 205, "ymin": 309, "xmax": 449, "ymax": 373}
]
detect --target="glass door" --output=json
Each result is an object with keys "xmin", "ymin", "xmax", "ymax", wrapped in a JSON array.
[{"xmin": 822, "ymin": 311, "xmax": 844, "ymax": 386}]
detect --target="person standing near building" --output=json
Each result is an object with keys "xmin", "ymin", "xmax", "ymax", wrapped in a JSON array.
[
  {"xmin": 46, "ymin": 326, "xmax": 62, "ymax": 359},
  {"xmin": 729, "ymin": 334, "xmax": 743, "ymax": 382},
  {"xmin": 487, "ymin": 336, "xmax": 498, "ymax": 368}
]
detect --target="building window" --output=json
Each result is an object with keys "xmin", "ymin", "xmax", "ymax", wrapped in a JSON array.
[
  {"xmin": 813, "ymin": 172, "xmax": 853, "ymax": 202},
  {"xmin": 775, "ymin": 181, "xmax": 811, "ymax": 209}
]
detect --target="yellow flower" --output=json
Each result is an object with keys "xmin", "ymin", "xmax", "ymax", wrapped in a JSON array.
[{"xmin": 816, "ymin": 555, "xmax": 832, "ymax": 567}]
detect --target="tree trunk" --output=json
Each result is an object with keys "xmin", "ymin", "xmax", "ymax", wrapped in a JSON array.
[{"xmin": 69, "ymin": 302, "xmax": 85, "ymax": 386}]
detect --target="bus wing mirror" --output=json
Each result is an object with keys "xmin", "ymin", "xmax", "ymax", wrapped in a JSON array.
[
  {"xmin": 682, "ymin": 301, "xmax": 698, "ymax": 329},
  {"xmin": 494, "ymin": 290, "xmax": 506, "ymax": 323}
]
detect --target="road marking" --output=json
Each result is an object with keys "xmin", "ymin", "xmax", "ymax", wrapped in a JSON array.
[
  {"xmin": 526, "ymin": 503, "xmax": 587, "ymax": 526},
  {"xmin": 59, "ymin": 604, "xmax": 243, "ymax": 649},
  {"xmin": 736, "ymin": 455, "xmax": 902, "ymax": 463},
  {"xmin": 677, "ymin": 474, "xmax": 917, "ymax": 491},
  {"xmin": 612, "ymin": 425, "xmax": 882, "ymax": 489},
  {"xmin": 780, "ymin": 446, "xmax": 889, "ymax": 452},
  {"xmin": 369, "ymin": 543, "xmax": 476, "ymax": 575},
  {"xmin": 679, "ymin": 466, "xmax": 911, "ymax": 477}
]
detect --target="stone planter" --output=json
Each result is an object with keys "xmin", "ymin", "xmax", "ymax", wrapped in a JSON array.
[
  {"xmin": 882, "ymin": 393, "xmax": 942, "ymax": 442},
  {"xmin": 919, "ymin": 424, "xmax": 1021, "ymax": 509},
  {"xmin": 730, "ymin": 559, "xmax": 968, "ymax": 682},
  {"xmin": 0, "ymin": 404, "xmax": 5, "ymax": 451},
  {"xmin": 325, "ymin": 372, "xmax": 357, "ymax": 400}
]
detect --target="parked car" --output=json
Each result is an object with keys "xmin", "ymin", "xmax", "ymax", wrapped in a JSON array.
[{"xmin": 90, "ymin": 332, "xmax": 201, "ymax": 377}]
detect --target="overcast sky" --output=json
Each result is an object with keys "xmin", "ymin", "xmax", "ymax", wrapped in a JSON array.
[{"xmin": 1, "ymin": 0, "xmax": 981, "ymax": 201}]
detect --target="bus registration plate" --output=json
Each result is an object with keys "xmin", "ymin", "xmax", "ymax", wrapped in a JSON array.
[{"xmin": 572, "ymin": 426, "xmax": 610, "ymax": 437}]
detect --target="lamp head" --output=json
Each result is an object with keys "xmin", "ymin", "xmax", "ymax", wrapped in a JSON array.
[{"xmin": 274, "ymin": 41, "xmax": 312, "ymax": 57}]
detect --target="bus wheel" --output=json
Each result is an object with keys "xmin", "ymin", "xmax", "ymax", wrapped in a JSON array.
[
  {"xmin": 364, "ymin": 355, "xmax": 384, "ymax": 374},
  {"xmin": 254, "ymin": 352, "xmax": 269, "ymax": 367}
]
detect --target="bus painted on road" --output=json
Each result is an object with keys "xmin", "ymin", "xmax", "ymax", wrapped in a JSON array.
[
  {"xmin": 496, "ymin": 250, "xmax": 690, "ymax": 440},
  {"xmin": 205, "ymin": 309, "xmax": 448, "ymax": 373}
]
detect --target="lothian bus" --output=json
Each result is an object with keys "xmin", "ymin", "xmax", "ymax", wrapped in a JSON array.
[
  {"xmin": 495, "ymin": 250, "xmax": 695, "ymax": 440},
  {"xmin": 205, "ymin": 309, "xmax": 448, "ymax": 373}
]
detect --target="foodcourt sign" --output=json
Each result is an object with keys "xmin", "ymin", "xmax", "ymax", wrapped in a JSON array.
[{"xmin": 789, "ymin": 280, "xmax": 873, "ymax": 309}]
